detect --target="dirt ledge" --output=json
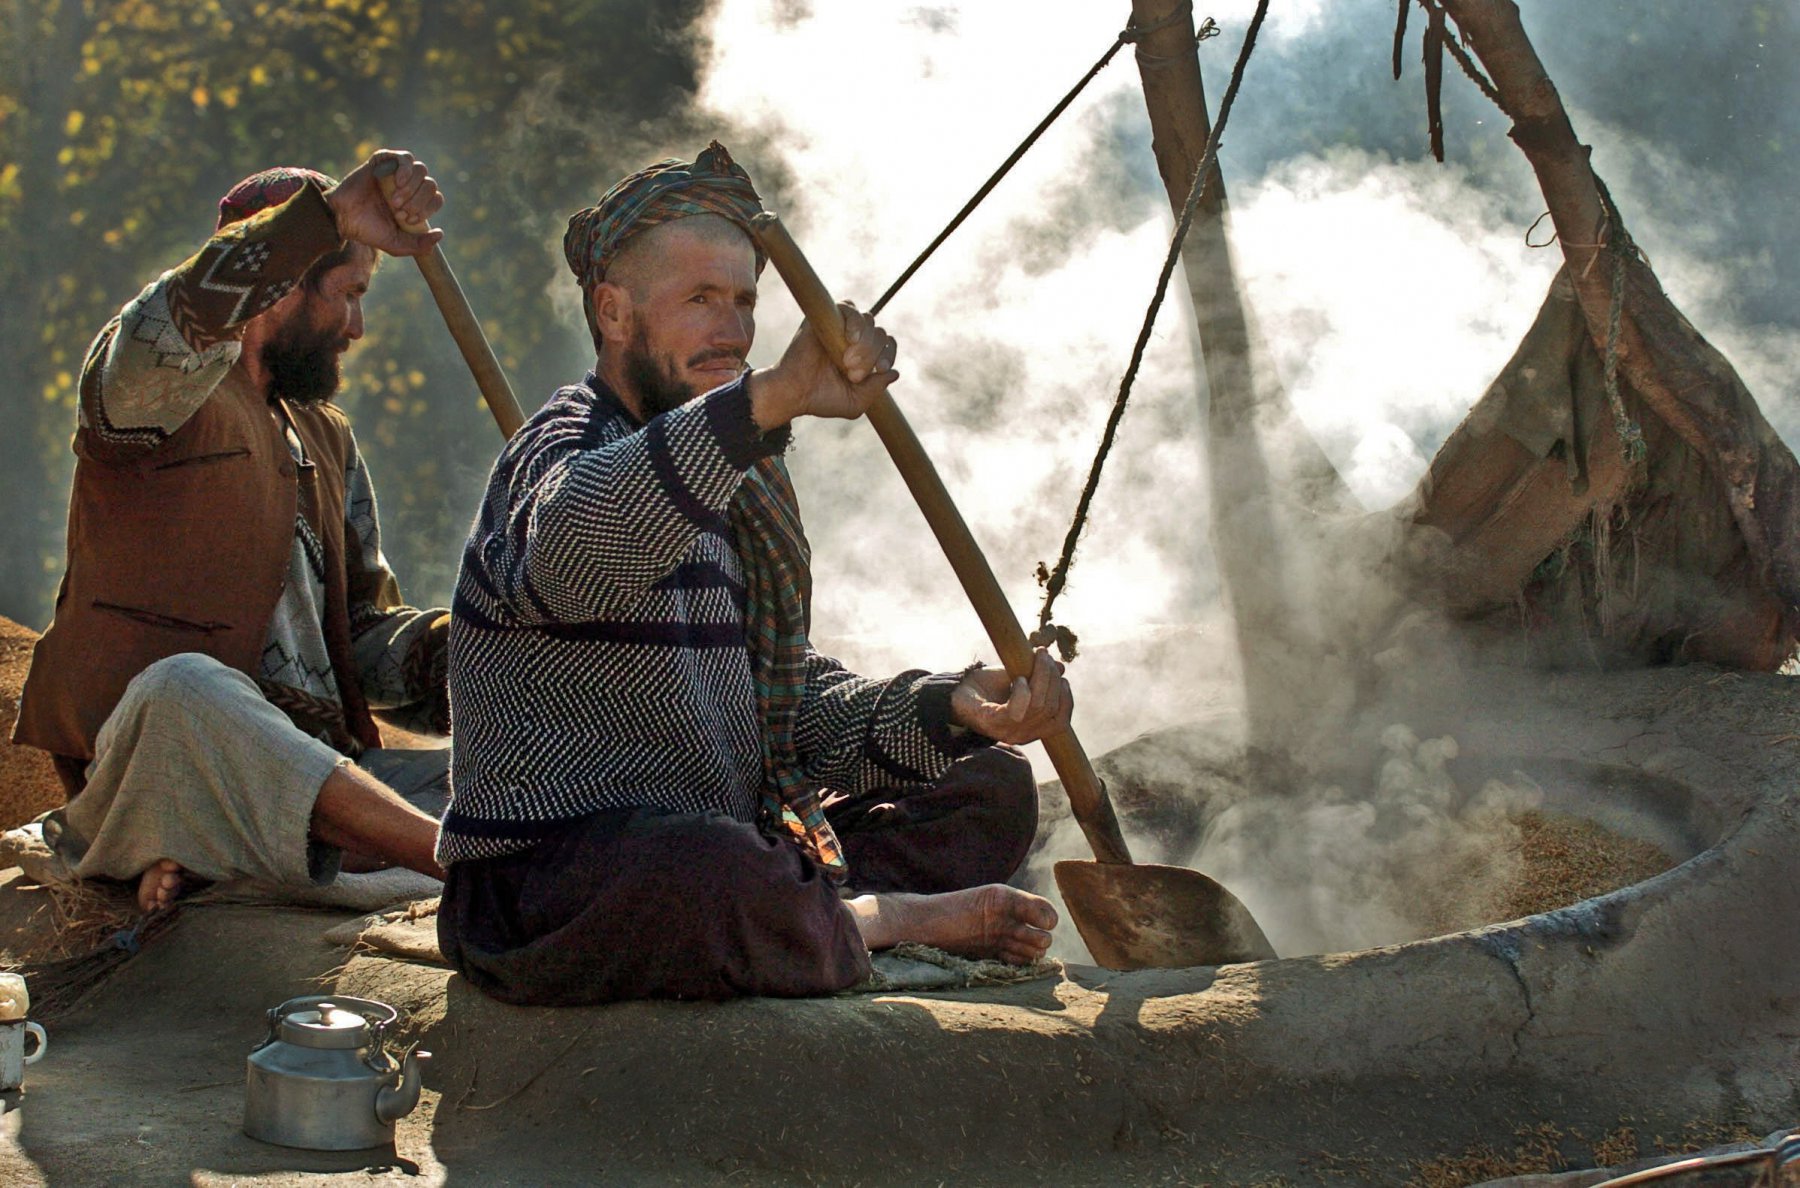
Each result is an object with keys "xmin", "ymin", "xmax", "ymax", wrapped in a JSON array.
[{"xmin": 1, "ymin": 662, "xmax": 1794, "ymax": 1185}]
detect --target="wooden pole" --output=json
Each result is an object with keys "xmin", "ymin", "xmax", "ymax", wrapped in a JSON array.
[
  {"xmin": 375, "ymin": 164, "xmax": 526, "ymax": 440},
  {"xmin": 750, "ymin": 212, "xmax": 1134, "ymax": 866},
  {"xmin": 1126, "ymin": 0, "xmax": 1348, "ymax": 765}
]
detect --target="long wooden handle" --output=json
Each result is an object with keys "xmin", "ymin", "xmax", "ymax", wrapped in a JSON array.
[
  {"xmin": 375, "ymin": 163, "xmax": 526, "ymax": 441},
  {"xmin": 750, "ymin": 212, "xmax": 1132, "ymax": 866}
]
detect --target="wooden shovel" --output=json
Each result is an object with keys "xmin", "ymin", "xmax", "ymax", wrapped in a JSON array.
[
  {"xmin": 374, "ymin": 161, "xmax": 526, "ymax": 440},
  {"xmin": 750, "ymin": 212, "xmax": 1275, "ymax": 969}
]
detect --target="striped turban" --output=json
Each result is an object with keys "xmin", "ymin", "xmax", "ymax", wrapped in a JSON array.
[
  {"xmin": 562, "ymin": 140, "xmax": 765, "ymax": 291},
  {"xmin": 217, "ymin": 166, "xmax": 337, "ymax": 230}
]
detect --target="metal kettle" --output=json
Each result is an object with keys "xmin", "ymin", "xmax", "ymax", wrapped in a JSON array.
[{"xmin": 244, "ymin": 995, "xmax": 432, "ymax": 1150}]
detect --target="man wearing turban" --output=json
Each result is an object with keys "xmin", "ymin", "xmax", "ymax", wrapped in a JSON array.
[
  {"xmin": 15, "ymin": 150, "xmax": 455, "ymax": 914},
  {"xmin": 436, "ymin": 142, "xmax": 1068, "ymax": 1004}
]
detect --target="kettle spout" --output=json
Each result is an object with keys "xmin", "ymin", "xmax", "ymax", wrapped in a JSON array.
[{"xmin": 376, "ymin": 1047, "xmax": 432, "ymax": 1125}]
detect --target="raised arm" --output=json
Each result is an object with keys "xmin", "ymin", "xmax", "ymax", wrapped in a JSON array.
[
  {"xmin": 462, "ymin": 377, "xmax": 786, "ymax": 626},
  {"xmin": 77, "ymin": 149, "xmax": 443, "ymax": 462},
  {"xmin": 76, "ymin": 183, "xmax": 342, "ymax": 461}
]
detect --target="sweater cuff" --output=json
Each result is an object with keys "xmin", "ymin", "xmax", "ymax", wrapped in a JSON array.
[
  {"xmin": 281, "ymin": 180, "xmax": 348, "ymax": 258},
  {"xmin": 704, "ymin": 375, "xmax": 791, "ymax": 470},
  {"xmin": 917, "ymin": 668, "xmax": 992, "ymax": 758}
]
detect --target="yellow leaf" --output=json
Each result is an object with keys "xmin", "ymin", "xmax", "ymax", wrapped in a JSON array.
[
  {"xmin": 191, "ymin": 85, "xmax": 209, "ymax": 107},
  {"xmin": 64, "ymin": 110, "xmax": 85, "ymax": 136},
  {"xmin": 250, "ymin": 64, "xmax": 269, "ymax": 86},
  {"xmin": 406, "ymin": 369, "xmax": 425, "ymax": 387}
]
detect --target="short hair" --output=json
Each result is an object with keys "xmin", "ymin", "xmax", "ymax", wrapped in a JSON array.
[{"xmin": 583, "ymin": 214, "xmax": 753, "ymax": 353}]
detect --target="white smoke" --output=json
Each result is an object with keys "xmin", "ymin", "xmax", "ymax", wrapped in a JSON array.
[{"xmin": 688, "ymin": 1, "xmax": 1795, "ymax": 957}]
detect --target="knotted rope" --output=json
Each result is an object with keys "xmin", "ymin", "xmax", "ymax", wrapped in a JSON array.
[
  {"xmin": 857, "ymin": 4, "xmax": 1263, "ymax": 661},
  {"xmin": 1033, "ymin": 0, "xmax": 1272, "ymax": 659}
]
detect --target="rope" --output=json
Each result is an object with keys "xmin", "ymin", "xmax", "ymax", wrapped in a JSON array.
[
  {"xmin": 1121, "ymin": 0, "xmax": 1197, "ymax": 44},
  {"xmin": 872, "ymin": 29, "xmax": 1123, "ymax": 314},
  {"xmin": 1396, "ymin": 0, "xmax": 1503, "ymax": 156},
  {"xmin": 1592, "ymin": 175, "xmax": 1647, "ymax": 468},
  {"xmin": 870, "ymin": 7, "xmax": 1223, "ymax": 317},
  {"xmin": 1033, "ymin": 0, "xmax": 1272, "ymax": 656},
  {"xmin": 1135, "ymin": 10, "xmax": 1224, "ymax": 70},
  {"xmin": 1436, "ymin": 15, "xmax": 1504, "ymax": 109}
]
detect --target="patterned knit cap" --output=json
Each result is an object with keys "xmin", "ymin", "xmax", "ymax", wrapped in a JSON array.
[
  {"xmin": 217, "ymin": 166, "xmax": 337, "ymax": 230},
  {"xmin": 563, "ymin": 141, "xmax": 765, "ymax": 290}
]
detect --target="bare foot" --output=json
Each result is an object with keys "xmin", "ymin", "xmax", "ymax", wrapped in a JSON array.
[
  {"xmin": 136, "ymin": 858, "xmax": 186, "ymax": 914},
  {"xmin": 847, "ymin": 885, "xmax": 1058, "ymax": 965}
]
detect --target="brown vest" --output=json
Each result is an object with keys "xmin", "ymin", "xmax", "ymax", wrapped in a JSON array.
[{"xmin": 14, "ymin": 369, "xmax": 382, "ymax": 767}]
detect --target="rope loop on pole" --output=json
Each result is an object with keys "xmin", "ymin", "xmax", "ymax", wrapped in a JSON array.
[{"xmin": 1120, "ymin": 0, "xmax": 1194, "ymax": 44}]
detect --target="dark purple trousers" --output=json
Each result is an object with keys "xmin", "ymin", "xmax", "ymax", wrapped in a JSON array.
[{"xmin": 438, "ymin": 745, "xmax": 1037, "ymax": 1005}]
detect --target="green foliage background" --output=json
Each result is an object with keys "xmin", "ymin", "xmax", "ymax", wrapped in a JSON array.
[{"xmin": 0, "ymin": 0, "xmax": 715, "ymax": 626}]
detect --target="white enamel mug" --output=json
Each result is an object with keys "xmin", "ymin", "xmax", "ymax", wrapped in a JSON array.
[{"xmin": 0, "ymin": 1020, "xmax": 47, "ymax": 1090}]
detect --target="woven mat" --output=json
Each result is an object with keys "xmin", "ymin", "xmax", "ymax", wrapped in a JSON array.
[{"xmin": 852, "ymin": 943, "xmax": 1061, "ymax": 993}]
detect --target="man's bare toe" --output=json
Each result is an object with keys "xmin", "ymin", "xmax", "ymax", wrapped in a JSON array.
[
  {"xmin": 960, "ymin": 884, "xmax": 1059, "ymax": 965},
  {"xmin": 136, "ymin": 859, "xmax": 186, "ymax": 914}
]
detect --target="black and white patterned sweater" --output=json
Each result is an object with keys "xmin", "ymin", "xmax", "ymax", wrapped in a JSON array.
[{"xmin": 436, "ymin": 373, "xmax": 976, "ymax": 866}]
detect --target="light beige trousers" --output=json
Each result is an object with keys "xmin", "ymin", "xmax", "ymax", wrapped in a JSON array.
[{"xmin": 53, "ymin": 653, "xmax": 448, "ymax": 889}]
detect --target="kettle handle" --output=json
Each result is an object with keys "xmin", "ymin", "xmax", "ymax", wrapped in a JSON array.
[
  {"xmin": 254, "ymin": 994, "xmax": 401, "ymax": 1053},
  {"xmin": 252, "ymin": 1004, "xmax": 284, "ymax": 1052}
]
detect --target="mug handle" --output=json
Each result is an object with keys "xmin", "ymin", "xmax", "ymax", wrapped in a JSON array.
[{"xmin": 22, "ymin": 1023, "xmax": 45, "ymax": 1065}]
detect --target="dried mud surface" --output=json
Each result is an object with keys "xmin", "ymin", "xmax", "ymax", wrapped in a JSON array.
[{"xmin": 0, "ymin": 619, "xmax": 1793, "ymax": 1185}]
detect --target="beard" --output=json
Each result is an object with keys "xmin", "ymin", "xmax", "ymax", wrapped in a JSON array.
[
  {"xmin": 262, "ymin": 308, "xmax": 347, "ymax": 407},
  {"xmin": 621, "ymin": 322, "xmax": 745, "ymax": 419},
  {"xmin": 622, "ymin": 323, "xmax": 698, "ymax": 419}
]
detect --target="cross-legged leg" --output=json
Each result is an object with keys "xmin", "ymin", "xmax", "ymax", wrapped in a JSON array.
[
  {"xmin": 828, "ymin": 744, "xmax": 1039, "ymax": 894},
  {"xmin": 60, "ymin": 652, "xmax": 442, "ymax": 910},
  {"xmin": 439, "ymin": 787, "xmax": 1058, "ymax": 1007},
  {"xmin": 439, "ymin": 807, "xmax": 870, "ymax": 1005}
]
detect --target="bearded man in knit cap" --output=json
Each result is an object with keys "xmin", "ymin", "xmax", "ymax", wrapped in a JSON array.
[
  {"xmin": 436, "ymin": 142, "xmax": 1066, "ymax": 1005},
  {"xmin": 15, "ymin": 150, "xmax": 455, "ymax": 914}
]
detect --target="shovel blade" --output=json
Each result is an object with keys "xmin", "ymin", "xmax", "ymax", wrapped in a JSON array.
[{"xmin": 1054, "ymin": 860, "xmax": 1277, "ymax": 970}]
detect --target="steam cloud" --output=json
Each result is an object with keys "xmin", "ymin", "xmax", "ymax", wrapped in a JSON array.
[{"xmin": 684, "ymin": 0, "xmax": 1799, "ymax": 959}]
